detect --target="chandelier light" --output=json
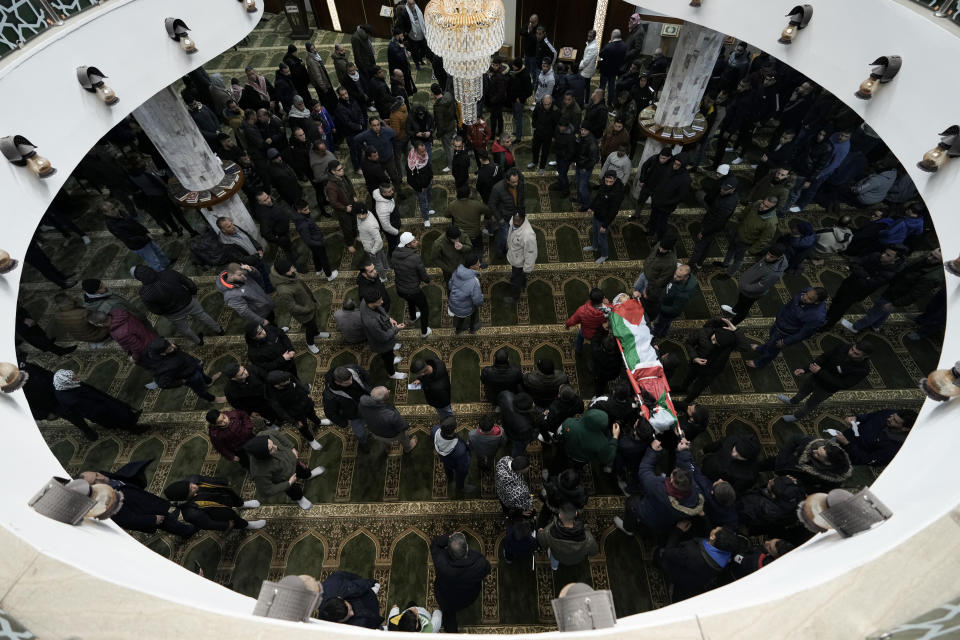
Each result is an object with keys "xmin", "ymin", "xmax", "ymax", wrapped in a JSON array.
[{"xmin": 424, "ymin": 0, "xmax": 505, "ymax": 124}]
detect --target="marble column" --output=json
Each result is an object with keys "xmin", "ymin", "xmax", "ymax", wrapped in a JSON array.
[
  {"xmin": 632, "ymin": 22, "xmax": 725, "ymax": 198},
  {"xmin": 133, "ymin": 86, "xmax": 261, "ymax": 240}
]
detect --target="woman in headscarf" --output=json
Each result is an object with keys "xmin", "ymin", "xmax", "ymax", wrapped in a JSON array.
[
  {"xmin": 287, "ymin": 94, "xmax": 313, "ymax": 136},
  {"xmin": 406, "ymin": 140, "xmax": 434, "ymax": 227},
  {"xmin": 239, "ymin": 66, "xmax": 274, "ymax": 111},
  {"xmin": 52, "ymin": 369, "xmax": 145, "ymax": 434}
]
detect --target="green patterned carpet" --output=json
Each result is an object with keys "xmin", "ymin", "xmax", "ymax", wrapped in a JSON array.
[{"xmin": 17, "ymin": 15, "xmax": 939, "ymax": 633}]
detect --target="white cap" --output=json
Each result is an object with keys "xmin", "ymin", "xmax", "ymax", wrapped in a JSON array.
[
  {"xmin": 716, "ymin": 164, "xmax": 730, "ymax": 176},
  {"xmin": 398, "ymin": 231, "xmax": 416, "ymax": 247}
]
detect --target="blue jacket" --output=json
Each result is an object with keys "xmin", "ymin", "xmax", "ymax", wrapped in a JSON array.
[
  {"xmin": 630, "ymin": 448, "xmax": 705, "ymax": 534},
  {"xmin": 693, "ymin": 466, "xmax": 739, "ymax": 529},
  {"xmin": 320, "ymin": 571, "xmax": 383, "ymax": 629},
  {"xmin": 355, "ymin": 126, "xmax": 397, "ymax": 161},
  {"xmin": 447, "ymin": 264, "xmax": 483, "ymax": 317},
  {"xmin": 877, "ymin": 216, "xmax": 923, "ymax": 245},
  {"xmin": 817, "ymin": 133, "xmax": 850, "ymax": 179},
  {"xmin": 774, "ymin": 289, "xmax": 826, "ymax": 345}
]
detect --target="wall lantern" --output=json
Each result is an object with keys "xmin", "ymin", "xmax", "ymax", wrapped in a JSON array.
[
  {"xmin": 0, "ymin": 135, "xmax": 55, "ymax": 178},
  {"xmin": 165, "ymin": 18, "xmax": 197, "ymax": 53},
  {"xmin": 76, "ymin": 66, "xmax": 118, "ymax": 105},
  {"xmin": 855, "ymin": 56, "xmax": 902, "ymax": 100},
  {"xmin": 0, "ymin": 362, "xmax": 28, "ymax": 393},
  {"xmin": 917, "ymin": 125, "xmax": 960, "ymax": 173},
  {"xmin": 779, "ymin": 5, "xmax": 812, "ymax": 44},
  {"xmin": 0, "ymin": 249, "xmax": 18, "ymax": 275},
  {"xmin": 240, "ymin": 0, "xmax": 258, "ymax": 12}
]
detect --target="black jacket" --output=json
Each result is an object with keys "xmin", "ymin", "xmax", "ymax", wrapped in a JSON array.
[
  {"xmin": 293, "ymin": 213, "xmax": 327, "ymax": 248},
  {"xmin": 522, "ymin": 369, "xmax": 570, "ymax": 408},
  {"xmin": 807, "ymin": 344, "xmax": 871, "ymax": 392},
  {"xmin": 319, "ymin": 571, "xmax": 383, "ymax": 629},
  {"xmin": 737, "ymin": 476, "xmax": 806, "ymax": 534},
  {"xmin": 391, "ymin": 246, "xmax": 430, "ymax": 296},
  {"xmin": 175, "ymin": 475, "xmax": 244, "ymax": 531},
  {"xmin": 554, "ymin": 128, "xmax": 577, "ymax": 162},
  {"xmin": 574, "ymin": 132, "xmax": 599, "ymax": 170},
  {"xmin": 774, "ymin": 435, "xmax": 853, "ymax": 493},
  {"xmin": 452, "ymin": 149, "xmax": 471, "ymax": 190},
  {"xmin": 700, "ymin": 188, "xmax": 741, "ymax": 236},
  {"xmin": 700, "ymin": 434, "xmax": 762, "ymax": 494},
  {"xmin": 497, "ymin": 391, "xmax": 538, "ymax": 443},
  {"xmin": 582, "ymin": 101, "xmax": 608, "ymax": 139},
  {"xmin": 661, "ymin": 534, "xmax": 729, "ymax": 601},
  {"xmin": 267, "ymin": 378, "xmax": 316, "ymax": 423},
  {"xmin": 417, "ymin": 358, "xmax": 452, "ymax": 409},
  {"xmin": 406, "ymin": 106, "xmax": 435, "ymax": 146},
  {"xmin": 143, "ymin": 345, "xmax": 201, "ymax": 389},
  {"xmin": 267, "ymin": 161, "xmax": 302, "ymax": 205},
  {"xmin": 430, "ymin": 534, "xmax": 491, "ymax": 610},
  {"xmin": 480, "ymin": 362, "xmax": 523, "ymax": 404},
  {"xmin": 588, "ymin": 179, "xmax": 625, "ymax": 226},
  {"xmin": 543, "ymin": 394, "xmax": 585, "ymax": 434},
  {"xmin": 651, "ymin": 167, "xmax": 690, "ymax": 211},
  {"xmin": 134, "ymin": 266, "xmax": 197, "ymax": 315},
  {"xmin": 356, "ymin": 272, "xmax": 391, "ymax": 310},
  {"xmin": 839, "ymin": 252, "xmax": 903, "ymax": 299},
  {"xmin": 333, "ymin": 98, "xmax": 366, "ymax": 137},
  {"xmin": 531, "ymin": 104, "xmax": 561, "ymax": 139},
  {"xmin": 406, "ymin": 162, "xmax": 434, "ymax": 191},
  {"xmin": 507, "ymin": 70, "xmax": 533, "ymax": 103},
  {"xmin": 246, "ymin": 325, "xmax": 297, "ymax": 376},
  {"xmin": 793, "ymin": 135, "xmax": 834, "ymax": 178},
  {"xmin": 255, "ymin": 201, "xmax": 294, "ymax": 247},
  {"xmin": 476, "ymin": 163, "xmax": 502, "ymax": 204},
  {"xmin": 322, "ymin": 364, "xmax": 371, "ymax": 427},
  {"xmin": 224, "ymin": 364, "xmax": 278, "ymax": 421},
  {"xmin": 106, "ymin": 215, "xmax": 151, "ymax": 250},
  {"xmin": 638, "ymin": 153, "xmax": 673, "ymax": 188}
]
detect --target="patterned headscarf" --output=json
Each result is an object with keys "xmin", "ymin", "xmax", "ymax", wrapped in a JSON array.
[
  {"xmin": 407, "ymin": 145, "xmax": 428, "ymax": 171},
  {"xmin": 53, "ymin": 370, "xmax": 81, "ymax": 391}
]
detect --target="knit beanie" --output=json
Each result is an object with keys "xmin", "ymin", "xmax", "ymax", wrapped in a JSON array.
[
  {"xmin": 244, "ymin": 436, "xmax": 272, "ymax": 459},
  {"xmin": 163, "ymin": 480, "xmax": 191, "ymax": 502},
  {"xmin": 274, "ymin": 257, "xmax": 293, "ymax": 276}
]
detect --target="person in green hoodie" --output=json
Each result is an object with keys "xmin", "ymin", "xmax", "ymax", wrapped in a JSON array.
[
  {"xmin": 243, "ymin": 430, "xmax": 325, "ymax": 510},
  {"xmin": 272, "ymin": 257, "xmax": 330, "ymax": 354},
  {"xmin": 718, "ymin": 196, "xmax": 779, "ymax": 276},
  {"xmin": 561, "ymin": 409, "xmax": 620, "ymax": 465}
]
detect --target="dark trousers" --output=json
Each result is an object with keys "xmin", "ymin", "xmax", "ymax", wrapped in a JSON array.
[
  {"xmin": 634, "ymin": 185, "xmax": 655, "ymax": 217},
  {"xmin": 678, "ymin": 362, "xmax": 712, "ymax": 404},
  {"xmin": 161, "ymin": 508, "xmax": 197, "ymax": 537},
  {"xmin": 531, "ymin": 135, "xmax": 552, "ymax": 168},
  {"xmin": 731, "ymin": 292, "xmax": 761, "ymax": 325},
  {"xmin": 400, "ymin": 290, "xmax": 430, "ymax": 334},
  {"xmin": 649, "ymin": 206, "xmax": 673, "ymax": 240},
  {"xmin": 787, "ymin": 375, "xmax": 836, "ymax": 418},
  {"xmin": 690, "ymin": 231, "xmax": 718, "ymax": 267},
  {"xmin": 336, "ymin": 210, "xmax": 358, "ymax": 245},
  {"xmin": 441, "ymin": 607, "xmax": 460, "ymax": 634},
  {"xmin": 303, "ymin": 318, "xmax": 319, "ymax": 345},
  {"xmin": 823, "ymin": 281, "xmax": 868, "ymax": 329},
  {"xmin": 441, "ymin": 450, "xmax": 471, "ymax": 491},
  {"xmin": 25, "ymin": 245, "xmax": 72, "ymax": 288},
  {"xmin": 454, "ymin": 308, "xmax": 480, "ymax": 334},
  {"xmin": 293, "ymin": 407, "xmax": 323, "ymax": 441},
  {"xmin": 307, "ymin": 244, "xmax": 332, "ymax": 276},
  {"xmin": 488, "ymin": 106, "xmax": 504, "ymax": 137},
  {"xmin": 379, "ymin": 350, "xmax": 397, "ymax": 376},
  {"xmin": 510, "ymin": 266, "xmax": 528, "ymax": 299},
  {"xmin": 186, "ymin": 367, "xmax": 215, "ymax": 402},
  {"xmin": 284, "ymin": 462, "xmax": 313, "ymax": 500},
  {"xmin": 555, "ymin": 158, "xmax": 571, "ymax": 190},
  {"xmin": 17, "ymin": 322, "xmax": 74, "ymax": 355}
]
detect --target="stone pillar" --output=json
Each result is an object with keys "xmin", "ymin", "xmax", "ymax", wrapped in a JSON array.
[
  {"xmin": 133, "ymin": 86, "xmax": 261, "ymax": 240},
  {"xmin": 632, "ymin": 22, "xmax": 725, "ymax": 198}
]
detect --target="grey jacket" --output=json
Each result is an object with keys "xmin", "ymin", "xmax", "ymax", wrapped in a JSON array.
[
  {"xmin": 852, "ymin": 169, "xmax": 897, "ymax": 206},
  {"xmin": 738, "ymin": 254, "xmax": 788, "ymax": 298},
  {"xmin": 358, "ymin": 395, "xmax": 409, "ymax": 439},
  {"xmin": 216, "ymin": 268, "xmax": 274, "ymax": 325},
  {"xmin": 334, "ymin": 308, "xmax": 365, "ymax": 343},
  {"xmin": 306, "ymin": 52, "xmax": 333, "ymax": 92},
  {"xmin": 360, "ymin": 303, "xmax": 399, "ymax": 353},
  {"xmin": 247, "ymin": 430, "xmax": 298, "ymax": 499}
]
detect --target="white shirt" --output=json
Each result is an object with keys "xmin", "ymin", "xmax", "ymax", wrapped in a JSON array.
[{"xmin": 580, "ymin": 39, "xmax": 599, "ymax": 78}]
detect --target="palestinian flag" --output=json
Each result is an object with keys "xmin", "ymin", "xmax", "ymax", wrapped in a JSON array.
[{"xmin": 608, "ymin": 298, "xmax": 659, "ymax": 370}]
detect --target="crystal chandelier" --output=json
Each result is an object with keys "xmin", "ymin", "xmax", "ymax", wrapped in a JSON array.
[{"xmin": 424, "ymin": 0, "xmax": 505, "ymax": 124}]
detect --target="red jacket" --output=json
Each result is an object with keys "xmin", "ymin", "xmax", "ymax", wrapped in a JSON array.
[
  {"xmin": 465, "ymin": 120, "xmax": 491, "ymax": 151},
  {"xmin": 208, "ymin": 410, "xmax": 255, "ymax": 460},
  {"xmin": 108, "ymin": 309, "xmax": 158, "ymax": 363},
  {"xmin": 565, "ymin": 302, "xmax": 608, "ymax": 339}
]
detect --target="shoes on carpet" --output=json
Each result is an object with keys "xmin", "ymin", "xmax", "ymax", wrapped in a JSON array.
[
  {"xmin": 731, "ymin": 156, "xmax": 743, "ymax": 165},
  {"xmin": 583, "ymin": 245, "xmax": 596, "ymax": 252},
  {"xmin": 526, "ymin": 162, "xmax": 536, "ymax": 169},
  {"xmin": 309, "ymin": 439, "xmax": 323, "ymax": 451},
  {"xmin": 720, "ymin": 304, "xmax": 735, "ymax": 315},
  {"xmin": 789, "ymin": 206, "xmax": 801, "ymax": 213},
  {"xmin": 442, "ymin": 166, "xmax": 451, "ymax": 172},
  {"xmin": 246, "ymin": 519, "xmax": 267, "ymax": 529},
  {"xmin": 307, "ymin": 344, "xmax": 320, "ymax": 354},
  {"xmin": 613, "ymin": 516, "xmax": 634, "ymax": 536},
  {"xmin": 390, "ymin": 372, "xmax": 408, "ymax": 380},
  {"xmin": 548, "ymin": 160, "xmax": 557, "ymax": 166},
  {"xmin": 309, "ymin": 465, "xmax": 325, "ymax": 478},
  {"xmin": 297, "ymin": 497, "xmax": 313, "ymax": 510},
  {"xmin": 776, "ymin": 394, "xmax": 794, "ymax": 404},
  {"xmin": 782, "ymin": 414, "xmax": 798, "ymax": 423},
  {"xmin": 421, "ymin": 327, "xmax": 432, "ymax": 338},
  {"xmin": 595, "ymin": 256, "xmax": 608, "ymax": 264},
  {"xmin": 424, "ymin": 220, "xmax": 431, "ymax": 227},
  {"xmin": 840, "ymin": 319, "xmax": 858, "ymax": 333},
  {"xmin": 617, "ymin": 478, "xmax": 631, "ymax": 497},
  {"xmin": 326, "ymin": 269, "xmax": 340, "ymax": 281},
  {"xmin": 242, "ymin": 500, "xmax": 261, "ymax": 509},
  {"xmin": 393, "ymin": 356, "xmax": 403, "ymax": 365},
  {"xmin": 394, "ymin": 343, "xmax": 402, "ymax": 351}
]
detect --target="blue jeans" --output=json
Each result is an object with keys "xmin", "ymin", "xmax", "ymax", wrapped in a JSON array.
[
  {"xmin": 795, "ymin": 173, "xmax": 829, "ymax": 211},
  {"xmin": 600, "ymin": 74, "xmax": 617, "ymax": 105},
  {"xmin": 751, "ymin": 326, "xmax": 791, "ymax": 368},
  {"xmin": 574, "ymin": 328, "xmax": 585, "ymax": 353},
  {"xmin": 513, "ymin": 101, "xmax": 525, "ymax": 139},
  {"xmin": 592, "ymin": 217, "xmax": 610, "ymax": 257},
  {"xmin": 350, "ymin": 417, "xmax": 368, "ymax": 445},
  {"xmin": 252, "ymin": 257, "xmax": 276, "ymax": 293},
  {"xmin": 576, "ymin": 167, "xmax": 592, "ymax": 208},
  {"xmin": 556, "ymin": 159, "xmax": 571, "ymax": 190},
  {"xmin": 441, "ymin": 449, "xmax": 471, "ymax": 492},
  {"xmin": 853, "ymin": 297, "xmax": 892, "ymax": 331},
  {"xmin": 723, "ymin": 239, "xmax": 748, "ymax": 276},
  {"xmin": 135, "ymin": 240, "xmax": 170, "ymax": 272},
  {"xmin": 435, "ymin": 404, "xmax": 454, "ymax": 418},
  {"xmin": 416, "ymin": 186, "xmax": 433, "ymax": 220},
  {"xmin": 185, "ymin": 367, "xmax": 214, "ymax": 402}
]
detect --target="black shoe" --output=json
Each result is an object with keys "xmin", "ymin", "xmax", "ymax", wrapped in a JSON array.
[
  {"xmin": 196, "ymin": 333, "xmax": 204, "ymax": 346},
  {"xmin": 56, "ymin": 345, "xmax": 79, "ymax": 356},
  {"xmin": 216, "ymin": 328, "xmax": 226, "ymax": 336},
  {"xmin": 79, "ymin": 426, "xmax": 99, "ymax": 442}
]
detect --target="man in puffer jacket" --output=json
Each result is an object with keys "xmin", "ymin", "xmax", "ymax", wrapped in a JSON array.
[
  {"xmin": 564, "ymin": 288, "xmax": 609, "ymax": 353},
  {"xmin": 614, "ymin": 439, "xmax": 705, "ymax": 537},
  {"xmin": 720, "ymin": 243, "xmax": 788, "ymax": 325},
  {"xmin": 538, "ymin": 506, "xmax": 599, "ymax": 570},
  {"xmin": 737, "ymin": 475, "xmax": 806, "ymax": 535},
  {"xmin": 243, "ymin": 430, "xmax": 325, "ymax": 510},
  {"xmin": 134, "ymin": 265, "xmax": 223, "ymax": 345},
  {"xmin": 748, "ymin": 287, "xmax": 826, "ymax": 369},
  {"xmin": 432, "ymin": 416, "xmax": 474, "ymax": 497},
  {"xmin": 216, "ymin": 263, "xmax": 275, "ymax": 325},
  {"xmin": 448, "ymin": 253, "xmax": 484, "ymax": 334},
  {"xmin": 561, "ymin": 409, "xmax": 619, "ymax": 466},
  {"xmin": 391, "ymin": 232, "xmax": 432, "ymax": 337},
  {"xmin": 505, "ymin": 211, "xmax": 538, "ymax": 303},
  {"xmin": 266, "ymin": 370, "xmax": 327, "ymax": 451},
  {"xmin": 356, "ymin": 204, "xmax": 389, "ymax": 277},
  {"xmin": 371, "ymin": 183, "xmax": 402, "ymax": 257},
  {"xmin": 497, "ymin": 390, "xmax": 538, "ymax": 457},
  {"xmin": 522, "ymin": 358, "xmax": 569, "ymax": 409},
  {"xmin": 764, "ymin": 435, "xmax": 853, "ymax": 494},
  {"xmin": 359, "ymin": 386, "xmax": 417, "ymax": 452},
  {"xmin": 244, "ymin": 320, "xmax": 299, "ymax": 382}
]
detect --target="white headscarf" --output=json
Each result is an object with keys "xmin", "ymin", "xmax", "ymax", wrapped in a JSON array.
[{"xmin": 53, "ymin": 370, "xmax": 81, "ymax": 391}]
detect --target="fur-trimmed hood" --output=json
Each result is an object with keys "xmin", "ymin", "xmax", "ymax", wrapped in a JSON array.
[{"xmin": 795, "ymin": 438, "xmax": 853, "ymax": 484}]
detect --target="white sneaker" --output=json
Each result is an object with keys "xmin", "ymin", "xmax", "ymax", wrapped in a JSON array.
[
  {"xmin": 297, "ymin": 497, "xmax": 313, "ymax": 510},
  {"xmin": 372, "ymin": 582, "xmax": 381, "ymax": 594},
  {"xmin": 307, "ymin": 344, "xmax": 320, "ymax": 354},
  {"xmin": 315, "ymin": 331, "xmax": 331, "ymax": 339},
  {"xmin": 326, "ymin": 269, "xmax": 339, "ymax": 281},
  {"xmin": 394, "ymin": 343, "xmax": 402, "ymax": 351},
  {"xmin": 414, "ymin": 311, "xmax": 421, "ymax": 320},
  {"xmin": 390, "ymin": 372, "xmax": 408, "ymax": 380},
  {"xmin": 595, "ymin": 256, "xmax": 608, "ymax": 264},
  {"xmin": 583, "ymin": 245, "xmax": 596, "ymax": 251},
  {"xmin": 720, "ymin": 304, "xmax": 735, "ymax": 315},
  {"xmin": 428, "ymin": 209, "xmax": 436, "ymax": 216},
  {"xmin": 789, "ymin": 206, "xmax": 801, "ymax": 213},
  {"xmin": 421, "ymin": 327, "xmax": 432, "ymax": 338},
  {"xmin": 731, "ymin": 157, "xmax": 743, "ymax": 165},
  {"xmin": 526, "ymin": 162, "xmax": 535, "ymax": 169},
  {"xmin": 424, "ymin": 219, "xmax": 431, "ymax": 227},
  {"xmin": 242, "ymin": 499, "xmax": 261, "ymax": 509},
  {"xmin": 750, "ymin": 164, "xmax": 758, "ymax": 169},
  {"xmin": 442, "ymin": 166, "xmax": 451, "ymax": 172},
  {"xmin": 309, "ymin": 465, "xmax": 326, "ymax": 478},
  {"xmin": 309, "ymin": 439, "xmax": 323, "ymax": 451},
  {"xmin": 548, "ymin": 160, "xmax": 557, "ymax": 166},
  {"xmin": 840, "ymin": 319, "xmax": 858, "ymax": 333},
  {"xmin": 281, "ymin": 326, "xmax": 290, "ymax": 333},
  {"xmin": 724, "ymin": 146, "xmax": 735, "ymax": 152},
  {"xmin": 246, "ymin": 519, "xmax": 267, "ymax": 529},
  {"xmin": 393, "ymin": 356, "xmax": 403, "ymax": 365},
  {"xmin": 824, "ymin": 428, "xmax": 842, "ymax": 437},
  {"xmin": 320, "ymin": 418, "xmax": 332, "ymax": 426},
  {"xmin": 144, "ymin": 381, "xmax": 159, "ymax": 390}
]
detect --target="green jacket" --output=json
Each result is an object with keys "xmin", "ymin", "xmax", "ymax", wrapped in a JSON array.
[
  {"xmin": 659, "ymin": 272, "xmax": 699, "ymax": 317},
  {"xmin": 247, "ymin": 430, "xmax": 299, "ymax": 499},
  {"xmin": 448, "ymin": 198, "xmax": 492, "ymax": 240},
  {"xmin": 561, "ymin": 409, "xmax": 617, "ymax": 465},
  {"xmin": 538, "ymin": 517, "xmax": 600, "ymax": 565},
  {"xmin": 273, "ymin": 270, "xmax": 318, "ymax": 324},
  {"xmin": 642, "ymin": 243, "xmax": 678, "ymax": 297},
  {"xmin": 433, "ymin": 91, "xmax": 459, "ymax": 135},
  {"xmin": 734, "ymin": 201, "xmax": 779, "ymax": 255},
  {"xmin": 431, "ymin": 235, "xmax": 473, "ymax": 276}
]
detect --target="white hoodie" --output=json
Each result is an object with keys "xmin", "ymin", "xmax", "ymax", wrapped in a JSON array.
[
  {"xmin": 357, "ymin": 212, "xmax": 384, "ymax": 254},
  {"xmin": 372, "ymin": 189, "xmax": 401, "ymax": 237}
]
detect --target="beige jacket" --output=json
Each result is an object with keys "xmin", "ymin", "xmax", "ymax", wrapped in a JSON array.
[{"xmin": 506, "ymin": 218, "xmax": 538, "ymax": 273}]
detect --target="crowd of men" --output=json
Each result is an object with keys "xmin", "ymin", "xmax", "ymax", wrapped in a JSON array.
[{"xmin": 15, "ymin": 3, "xmax": 939, "ymax": 625}]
